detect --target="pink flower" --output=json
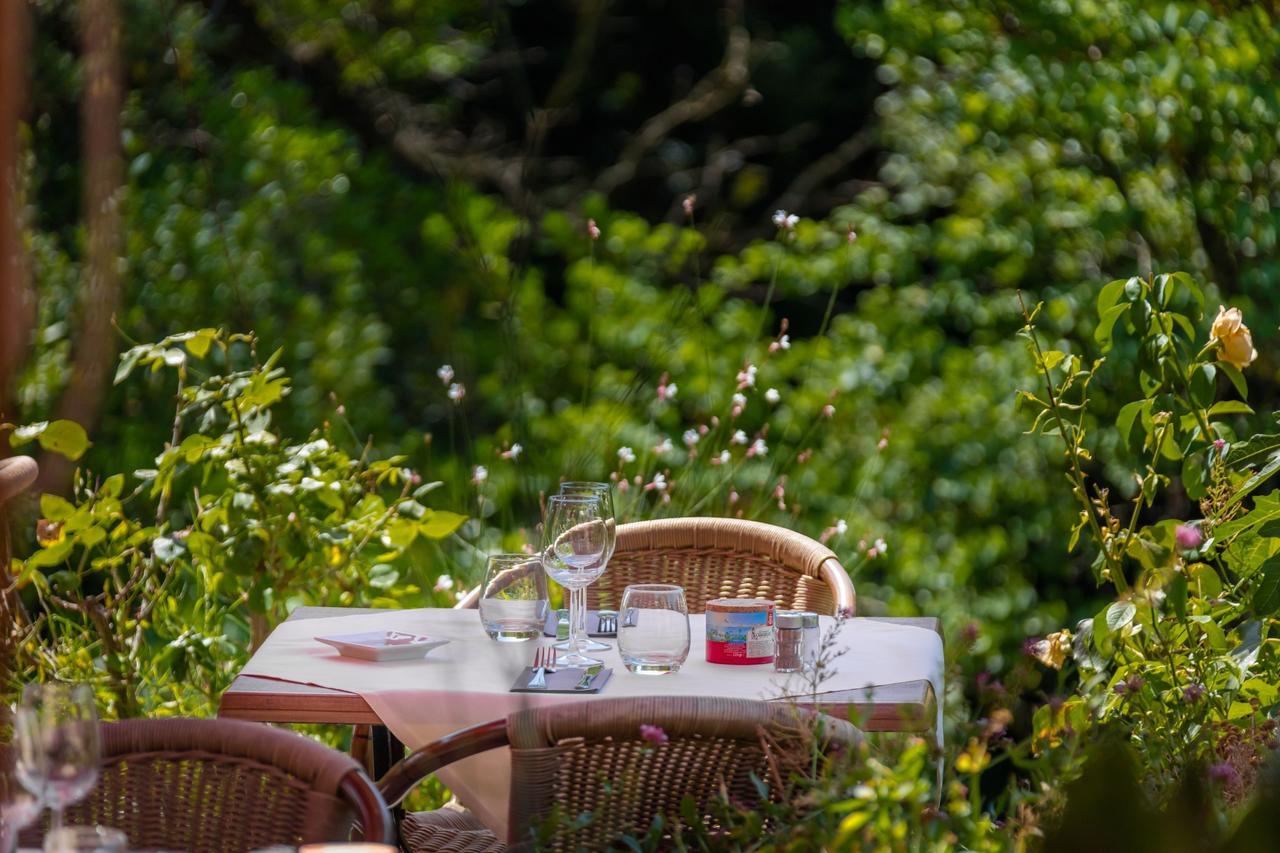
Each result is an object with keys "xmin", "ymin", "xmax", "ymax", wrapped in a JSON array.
[
  {"xmin": 500, "ymin": 443, "xmax": 523, "ymax": 460},
  {"xmin": 587, "ymin": 218, "xmax": 601, "ymax": 241},
  {"xmin": 736, "ymin": 364, "xmax": 757, "ymax": 390},
  {"xmin": 822, "ymin": 404, "xmax": 835, "ymax": 418},
  {"xmin": 639, "ymin": 724, "xmax": 668, "ymax": 745},
  {"xmin": 1175, "ymin": 524, "xmax": 1204, "ymax": 550},
  {"xmin": 682, "ymin": 195, "xmax": 696, "ymax": 216},
  {"xmin": 657, "ymin": 372, "xmax": 676, "ymax": 402},
  {"xmin": 1208, "ymin": 762, "xmax": 1240, "ymax": 787},
  {"xmin": 1213, "ymin": 438, "xmax": 1227, "ymax": 451},
  {"xmin": 728, "ymin": 490, "xmax": 739, "ymax": 505}
]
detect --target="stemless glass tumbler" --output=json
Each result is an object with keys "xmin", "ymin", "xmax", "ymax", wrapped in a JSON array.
[
  {"xmin": 540, "ymin": 493, "xmax": 609, "ymax": 668},
  {"xmin": 618, "ymin": 584, "xmax": 690, "ymax": 675},
  {"xmin": 478, "ymin": 553, "xmax": 549, "ymax": 642}
]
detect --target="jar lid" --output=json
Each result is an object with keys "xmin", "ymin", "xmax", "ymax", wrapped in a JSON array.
[
  {"xmin": 776, "ymin": 610, "xmax": 805, "ymax": 629},
  {"xmin": 706, "ymin": 598, "xmax": 775, "ymax": 612},
  {"xmin": 801, "ymin": 612, "xmax": 819, "ymax": 628}
]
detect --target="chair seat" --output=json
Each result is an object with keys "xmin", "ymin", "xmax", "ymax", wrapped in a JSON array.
[{"xmin": 401, "ymin": 804, "xmax": 504, "ymax": 853}]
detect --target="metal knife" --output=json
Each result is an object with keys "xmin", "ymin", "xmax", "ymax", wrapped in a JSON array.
[{"xmin": 573, "ymin": 665, "xmax": 604, "ymax": 691}]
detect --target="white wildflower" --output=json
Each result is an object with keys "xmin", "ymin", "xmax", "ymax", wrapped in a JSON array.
[
  {"xmin": 618, "ymin": 446, "xmax": 637, "ymax": 464},
  {"xmin": 434, "ymin": 574, "xmax": 455, "ymax": 592},
  {"xmin": 437, "ymin": 364, "xmax": 455, "ymax": 384},
  {"xmin": 682, "ymin": 429, "xmax": 700, "ymax": 447},
  {"xmin": 472, "ymin": 465, "xmax": 488, "ymax": 484},
  {"xmin": 765, "ymin": 388, "xmax": 780, "ymax": 404},
  {"xmin": 448, "ymin": 382, "xmax": 466, "ymax": 402},
  {"xmin": 731, "ymin": 430, "xmax": 748, "ymax": 445}
]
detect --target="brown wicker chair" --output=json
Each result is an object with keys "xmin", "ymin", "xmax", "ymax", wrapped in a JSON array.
[
  {"xmin": 378, "ymin": 696, "xmax": 863, "ymax": 852},
  {"xmin": 5, "ymin": 717, "xmax": 393, "ymax": 851},
  {"xmin": 457, "ymin": 517, "xmax": 855, "ymax": 616}
]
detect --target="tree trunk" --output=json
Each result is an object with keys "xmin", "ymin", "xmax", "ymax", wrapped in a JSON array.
[
  {"xmin": 0, "ymin": 0, "xmax": 34, "ymax": 432},
  {"xmin": 38, "ymin": 0, "xmax": 125, "ymax": 494},
  {"xmin": 0, "ymin": 0, "xmax": 34, "ymax": 729}
]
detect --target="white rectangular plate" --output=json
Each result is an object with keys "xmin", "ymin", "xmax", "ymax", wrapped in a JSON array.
[{"xmin": 315, "ymin": 630, "xmax": 450, "ymax": 662}]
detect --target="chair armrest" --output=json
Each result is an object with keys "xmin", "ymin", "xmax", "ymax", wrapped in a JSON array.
[
  {"xmin": 818, "ymin": 556, "xmax": 856, "ymax": 614},
  {"xmin": 339, "ymin": 769, "xmax": 396, "ymax": 844},
  {"xmin": 376, "ymin": 718, "xmax": 509, "ymax": 807}
]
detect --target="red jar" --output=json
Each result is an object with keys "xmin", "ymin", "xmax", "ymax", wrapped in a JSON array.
[{"xmin": 705, "ymin": 598, "xmax": 775, "ymax": 665}]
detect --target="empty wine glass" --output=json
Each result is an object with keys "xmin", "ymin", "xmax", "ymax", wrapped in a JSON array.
[
  {"xmin": 479, "ymin": 553, "xmax": 549, "ymax": 642},
  {"xmin": 541, "ymin": 493, "xmax": 608, "ymax": 668},
  {"xmin": 557, "ymin": 481, "xmax": 616, "ymax": 652},
  {"xmin": 14, "ymin": 684, "xmax": 100, "ymax": 838},
  {"xmin": 1, "ymin": 747, "xmax": 42, "ymax": 853},
  {"xmin": 618, "ymin": 584, "xmax": 690, "ymax": 674}
]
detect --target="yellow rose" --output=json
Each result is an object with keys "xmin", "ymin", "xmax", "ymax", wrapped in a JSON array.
[
  {"xmin": 1211, "ymin": 305, "xmax": 1258, "ymax": 369},
  {"xmin": 1028, "ymin": 629, "xmax": 1072, "ymax": 670}
]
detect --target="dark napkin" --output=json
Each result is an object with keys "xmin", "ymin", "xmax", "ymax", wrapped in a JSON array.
[
  {"xmin": 510, "ymin": 665, "xmax": 613, "ymax": 694},
  {"xmin": 542, "ymin": 610, "xmax": 618, "ymax": 638}
]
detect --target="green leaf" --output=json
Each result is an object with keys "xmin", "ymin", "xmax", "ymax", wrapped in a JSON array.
[
  {"xmin": 1116, "ymin": 400, "xmax": 1147, "ymax": 446},
  {"xmin": 39, "ymin": 493, "xmax": 75, "ymax": 521},
  {"xmin": 384, "ymin": 518, "xmax": 419, "ymax": 549},
  {"xmin": 1208, "ymin": 400, "xmax": 1254, "ymax": 417},
  {"xmin": 1189, "ymin": 364, "xmax": 1216, "ymax": 409},
  {"xmin": 1040, "ymin": 350, "xmax": 1066, "ymax": 371},
  {"xmin": 1187, "ymin": 563, "xmax": 1222, "ymax": 599},
  {"xmin": 37, "ymin": 420, "xmax": 91, "ymax": 461},
  {"xmin": 1251, "ymin": 559, "xmax": 1280, "ymax": 615},
  {"xmin": 26, "ymin": 540, "xmax": 74, "ymax": 569},
  {"xmin": 1094, "ymin": 303, "xmax": 1129, "ymax": 351},
  {"xmin": 1169, "ymin": 573, "xmax": 1187, "ymax": 621},
  {"xmin": 418, "ymin": 510, "xmax": 467, "ymax": 539},
  {"xmin": 1182, "ymin": 452, "xmax": 1208, "ymax": 501},
  {"xmin": 114, "ymin": 345, "xmax": 149, "ymax": 385},
  {"xmin": 1105, "ymin": 601, "xmax": 1137, "ymax": 633},
  {"xmin": 1097, "ymin": 278, "xmax": 1128, "ymax": 317},
  {"xmin": 1218, "ymin": 361, "xmax": 1248, "ymax": 399}
]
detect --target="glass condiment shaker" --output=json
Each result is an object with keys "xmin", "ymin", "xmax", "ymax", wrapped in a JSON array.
[
  {"xmin": 774, "ymin": 611, "xmax": 806, "ymax": 672},
  {"xmin": 801, "ymin": 611, "xmax": 820, "ymax": 669}
]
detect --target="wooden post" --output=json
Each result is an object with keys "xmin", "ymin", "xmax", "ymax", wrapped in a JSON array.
[{"xmin": 37, "ymin": 0, "xmax": 125, "ymax": 494}]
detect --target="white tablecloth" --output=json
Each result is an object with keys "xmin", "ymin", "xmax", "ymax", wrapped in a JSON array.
[{"xmin": 241, "ymin": 608, "xmax": 943, "ymax": 838}]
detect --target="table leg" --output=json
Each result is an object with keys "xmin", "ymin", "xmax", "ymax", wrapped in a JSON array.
[{"xmin": 370, "ymin": 724, "xmax": 406, "ymax": 836}]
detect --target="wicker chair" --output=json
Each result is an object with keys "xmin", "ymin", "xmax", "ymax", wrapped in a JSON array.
[
  {"xmin": 5, "ymin": 717, "xmax": 393, "ymax": 851},
  {"xmin": 457, "ymin": 517, "xmax": 855, "ymax": 616},
  {"xmin": 379, "ymin": 696, "xmax": 863, "ymax": 852}
]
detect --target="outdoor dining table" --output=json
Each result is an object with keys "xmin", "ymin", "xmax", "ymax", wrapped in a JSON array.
[{"xmin": 219, "ymin": 606, "xmax": 944, "ymax": 837}]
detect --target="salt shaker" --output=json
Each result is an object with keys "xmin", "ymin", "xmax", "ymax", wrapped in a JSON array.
[
  {"xmin": 774, "ymin": 611, "xmax": 806, "ymax": 673},
  {"xmin": 801, "ymin": 611, "xmax": 820, "ymax": 669}
]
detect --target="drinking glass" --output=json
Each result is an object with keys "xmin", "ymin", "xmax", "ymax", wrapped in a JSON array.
[
  {"xmin": 478, "ymin": 553, "xmax": 549, "ymax": 642},
  {"xmin": 1, "ymin": 749, "xmax": 42, "ymax": 853},
  {"xmin": 618, "ymin": 584, "xmax": 690, "ymax": 674},
  {"xmin": 556, "ymin": 481, "xmax": 616, "ymax": 653},
  {"xmin": 14, "ymin": 684, "xmax": 100, "ymax": 837},
  {"xmin": 541, "ymin": 493, "xmax": 608, "ymax": 668},
  {"xmin": 43, "ymin": 826, "xmax": 127, "ymax": 853}
]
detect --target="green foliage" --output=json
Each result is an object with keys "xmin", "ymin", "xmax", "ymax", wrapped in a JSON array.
[{"xmin": 8, "ymin": 331, "xmax": 464, "ymax": 717}]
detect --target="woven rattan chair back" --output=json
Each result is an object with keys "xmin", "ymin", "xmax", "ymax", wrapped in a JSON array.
[
  {"xmin": 588, "ymin": 517, "xmax": 855, "ymax": 615},
  {"xmin": 505, "ymin": 696, "xmax": 861, "ymax": 849},
  {"xmin": 5, "ymin": 717, "xmax": 391, "ymax": 851}
]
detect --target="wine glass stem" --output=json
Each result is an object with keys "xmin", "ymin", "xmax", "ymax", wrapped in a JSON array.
[
  {"xmin": 569, "ymin": 586, "xmax": 586, "ymax": 654},
  {"xmin": 50, "ymin": 804, "xmax": 63, "ymax": 835}
]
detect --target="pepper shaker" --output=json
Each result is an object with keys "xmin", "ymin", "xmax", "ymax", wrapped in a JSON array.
[{"xmin": 774, "ymin": 611, "xmax": 806, "ymax": 673}]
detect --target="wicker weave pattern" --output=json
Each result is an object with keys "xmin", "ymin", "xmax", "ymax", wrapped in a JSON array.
[
  {"xmin": 6, "ymin": 718, "xmax": 387, "ymax": 852},
  {"xmin": 506, "ymin": 696, "xmax": 861, "ymax": 850},
  {"xmin": 589, "ymin": 518, "xmax": 853, "ymax": 615}
]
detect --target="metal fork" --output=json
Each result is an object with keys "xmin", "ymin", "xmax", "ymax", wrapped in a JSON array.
[{"xmin": 528, "ymin": 645, "xmax": 556, "ymax": 689}]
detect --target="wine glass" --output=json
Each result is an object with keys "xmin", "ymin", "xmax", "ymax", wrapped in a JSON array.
[
  {"xmin": 1, "ymin": 748, "xmax": 42, "ymax": 853},
  {"xmin": 478, "ymin": 553, "xmax": 549, "ymax": 642},
  {"xmin": 14, "ymin": 684, "xmax": 101, "ymax": 838},
  {"xmin": 541, "ymin": 494, "xmax": 608, "ymax": 668},
  {"xmin": 557, "ymin": 481, "xmax": 616, "ymax": 652}
]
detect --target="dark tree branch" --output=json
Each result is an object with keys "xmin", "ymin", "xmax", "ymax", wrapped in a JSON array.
[
  {"xmin": 771, "ymin": 126, "xmax": 875, "ymax": 216},
  {"xmin": 594, "ymin": 2, "xmax": 751, "ymax": 195}
]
